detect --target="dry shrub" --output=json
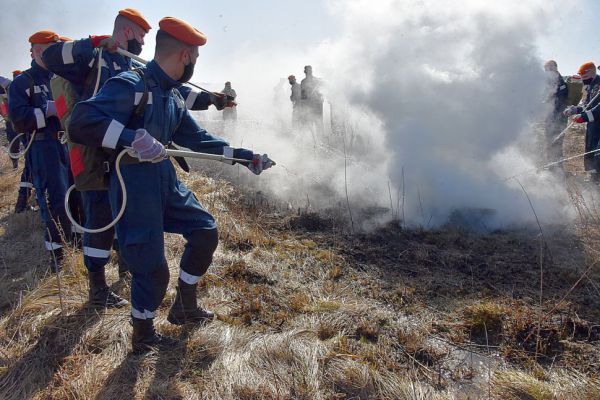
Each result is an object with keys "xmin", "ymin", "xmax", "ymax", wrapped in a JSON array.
[
  {"xmin": 491, "ymin": 370, "xmax": 600, "ymax": 400},
  {"xmin": 464, "ymin": 301, "xmax": 506, "ymax": 341}
]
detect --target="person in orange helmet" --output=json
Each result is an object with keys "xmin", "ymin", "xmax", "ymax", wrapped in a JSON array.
[{"xmin": 566, "ymin": 62, "xmax": 600, "ymax": 179}]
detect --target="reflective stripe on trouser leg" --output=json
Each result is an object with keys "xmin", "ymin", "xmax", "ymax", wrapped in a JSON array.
[
  {"xmin": 131, "ymin": 308, "xmax": 156, "ymax": 320},
  {"xmin": 179, "ymin": 228, "xmax": 219, "ymax": 284},
  {"xmin": 82, "ymin": 190, "xmax": 115, "ymax": 272}
]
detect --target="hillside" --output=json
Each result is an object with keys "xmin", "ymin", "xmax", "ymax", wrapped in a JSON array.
[{"xmin": 0, "ymin": 123, "xmax": 599, "ymax": 399}]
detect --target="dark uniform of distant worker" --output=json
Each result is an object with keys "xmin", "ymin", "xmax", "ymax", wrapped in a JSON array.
[
  {"xmin": 288, "ymin": 74, "xmax": 301, "ymax": 128},
  {"xmin": 43, "ymin": 8, "xmax": 229, "ymax": 309},
  {"xmin": 70, "ymin": 16, "xmax": 274, "ymax": 352},
  {"xmin": 221, "ymin": 81, "xmax": 237, "ymax": 121},
  {"xmin": 1, "ymin": 70, "xmax": 34, "ymax": 213},
  {"xmin": 565, "ymin": 62, "xmax": 600, "ymax": 179},
  {"xmin": 301, "ymin": 65, "xmax": 324, "ymax": 134},
  {"xmin": 543, "ymin": 60, "xmax": 568, "ymax": 161},
  {"xmin": 9, "ymin": 31, "xmax": 71, "ymax": 271}
]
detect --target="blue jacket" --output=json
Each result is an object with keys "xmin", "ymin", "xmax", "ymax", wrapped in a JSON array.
[
  {"xmin": 69, "ymin": 60, "xmax": 242, "ymax": 156},
  {"xmin": 42, "ymin": 38, "xmax": 132, "ymax": 101},
  {"xmin": 8, "ymin": 61, "xmax": 61, "ymax": 135},
  {"xmin": 578, "ymin": 75, "xmax": 600, "ymax": 128},
  {"xmin": 43, "ymin": 37, "xmax": 212, "ymax": 111}
]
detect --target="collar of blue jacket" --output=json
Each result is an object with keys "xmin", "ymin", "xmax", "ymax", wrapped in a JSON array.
[
  {"xmin": 147, "ymin": 60, "xmax": 181, "ymax": 91},
  {"xmin": 29, "ymin": 60, "xmax": 52, "ymax": 80}
]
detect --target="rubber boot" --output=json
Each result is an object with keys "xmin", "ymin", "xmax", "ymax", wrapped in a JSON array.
[
  {"xmin": 131, "ymin": 317, "xmax": 179, "ymax": 354},
  {"xmin": 14, "ymin": 193, "xmax": 28, "ymax": 214},
  {"xmin": 167, "ymin": 278, "xmax": 214, "ymax": 325},
  {"xmin": 88, "ymin": 270, "xmax": 128, "ymax": 308}
]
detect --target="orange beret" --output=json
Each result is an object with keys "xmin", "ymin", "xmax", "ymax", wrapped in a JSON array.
[
  {"xmin": 119, "ymin": 8, "xmax": 151, "ymax": 33},
  {"xmin": 578, "ymin": 62, "xmax": 596, "ymax": 76},
  {"xmin": 159, "ymin": 17, "xmax": 207, "ymax": 46},
  {"xmin": 59, "ymin": 36, "xmax": 73, "ymax": 42},
  {"xmin": 29, "ymin": 30, "xmax": 60, "ymax": 45},
  {"xmin": 12, "ymin": 70, "xmax": 22, "ymax": 77}
]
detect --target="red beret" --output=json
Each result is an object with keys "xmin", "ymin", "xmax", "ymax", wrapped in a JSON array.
[
  {"xmin": 29, "ymin": 30, "xmax": 60, "ymax": 45},
  {"xmin": 119, "ymin": 8, "xmax": 151, "ymax": 33},
  {"xmin": 59, "ymin": 36, "xmax": 73, "ymax": 42},
  {"xmin": 159, "ymin": 17, "xmax": 207, "ymax": 46},
  {"xmin": 12, "ymin": 70, "xmax": 22, "ymax": 78}
]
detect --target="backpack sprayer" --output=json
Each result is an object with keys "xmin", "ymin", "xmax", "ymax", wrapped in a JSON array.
[{"xmin": 65, "ymin": 48, "xmax": 264, "ymax": 234}]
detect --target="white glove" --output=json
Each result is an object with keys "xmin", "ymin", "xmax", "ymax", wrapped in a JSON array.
[
  {"xmin": 46, "ymin": 100, "xmax": 57, "ymax": 117},
  {"xmin": 247, "ymin": 154, "xmax": 275, "ymax": 175},
  {"xmin": 131, "ymin": 129, "xmax": 166, "ymax": 162},
  {"xmin": 563, "ymin": 105, "xmax": 579, "ymax": 117}
]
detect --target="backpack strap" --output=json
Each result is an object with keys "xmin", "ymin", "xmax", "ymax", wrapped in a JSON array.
[{"xmin": 21, "ymin": 71, "xmax": 35, "ymax": 100}]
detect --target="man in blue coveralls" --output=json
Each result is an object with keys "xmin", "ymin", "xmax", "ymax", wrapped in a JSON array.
[
  {"xmin": 43, "ymin": 8, "xmax": 231, "ymax": 309},
  {"xmin": 9, "ymin": 30, "xmax": 71, "ymax": 272},
  {"xmin": 1, "ymin": 70, "xmax": 34, "ymax": 213},
  {"xmin": 69, "ymin": 16, "xmax": 274, "ymax": 352},
  {"xmin": 565, "ymin": 62, "xmax": 600, "ymax": 180}
]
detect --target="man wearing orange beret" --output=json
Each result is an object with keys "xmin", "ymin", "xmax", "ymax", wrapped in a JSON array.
[
  {"xmin": 42, "ymin": 8, "xmax": 153, "ymax": 309},
  {"xmin": 70, "ymin": 16, "xmax": 274, "ymax": 353},
  {"xmin": 9, "ymin": 30, "xmax": 71, "ymax": 271},
  {"xmin": 1, "ymin": 71, "xmax": 34, "ymax": 209},
  {"xmin": 565, "ymin": 62, "xmax": 600, "ymax": 179}
]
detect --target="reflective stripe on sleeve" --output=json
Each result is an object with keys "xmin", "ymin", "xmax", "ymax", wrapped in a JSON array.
[
  {"xmin": 62, "ymin": 41, "xmax": 74, "ymax": 64},
  {"xmin": 586, "ymin": 110, "xmax": 595, "ymax": 123},
  {"xmin": 185, "ymin": 91, "xmax": 198, "ymax": 109},
  {"xmin": 102, "ymin": 119, "xmax": 124, "ymax": 149},
  {"xmin": 34, "ymin": 108, "xmax": 46, "ymax": 129}
]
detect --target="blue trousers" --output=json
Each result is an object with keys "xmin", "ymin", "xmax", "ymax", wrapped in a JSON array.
[
  {"xmin": 29, "ymin": 139, "xmax": 71, "ymax": 251},
  {"xmin": 109, "ymin": 159, "xmax": 216, "ymax": 318},
  {"xmin": 82, "ymin": 190, "xmax": 115, "ymax": 272},
  {"xmin": 6, "ymin": 125, "xmax": 32, "ymax": 196}
]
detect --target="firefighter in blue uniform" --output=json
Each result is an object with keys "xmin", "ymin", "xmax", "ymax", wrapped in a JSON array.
[
  {"xmin": 70, "ymin": 17, "xmax": 273, "ymax": 352},
  {"xmin": 9, "ymin": 31, "xmax": 71, "ymax": 271},
  {"xmin": 543, "ymin": 60, "xmax": 568, "ymax": 161},
  {"xmin": 43, "ymin": 9, "xmax": 230, "ymax": 309},
  {"xmin": 1, "ymin": 70, "xmax": 34, "ymax": 213},
  {"xmin": 566, "ymin": 62, "xmax": 600, "ymax": 179},
  {"xmin": 42, "ymin": 8, "xmax": 152, "ymax": 308}
]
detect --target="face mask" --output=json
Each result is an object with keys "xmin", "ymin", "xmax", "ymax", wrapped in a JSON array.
[
  {"xmin": 178, "ymin": 61, "xmax": 195, "ymax": 83},
  {"xmin": 127, "ymin": 39, "xmax": 142, "ymax": 56}
]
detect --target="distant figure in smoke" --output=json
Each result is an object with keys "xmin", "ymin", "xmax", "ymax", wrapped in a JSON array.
[
  {"xmin": 543, "ymin": 60, "xmax": 568, "ymax": 162},
  {"xmin": 221, "ymin": 81, "xmax": 237, "ymax": 121},
  {"xmin": 288, "ymin": 74, "xmax": 301, "ymax": 128},
  {"xmin": 301, "ymin": 65, "xmax": 324, "ymax": 135},
  {"xmin": 566, "ymin": 62, "xmax": 600, "ymax": 180}
]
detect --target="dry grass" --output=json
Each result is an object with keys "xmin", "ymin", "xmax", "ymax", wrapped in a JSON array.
[{"xmin": 0, "ymin": 122, "xmax": 598, "ymax": 399}]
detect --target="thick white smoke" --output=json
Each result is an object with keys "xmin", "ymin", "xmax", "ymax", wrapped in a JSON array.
[{"xmin": 212, "ymin": 0, "xmax": 576, "ymax": 229}]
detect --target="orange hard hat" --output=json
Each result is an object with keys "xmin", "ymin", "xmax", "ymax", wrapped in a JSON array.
[{"xmin": 578, "ymin": 62, "xmax": 596, "ymax": 78}]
